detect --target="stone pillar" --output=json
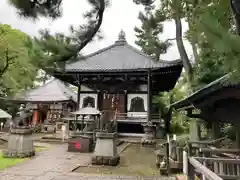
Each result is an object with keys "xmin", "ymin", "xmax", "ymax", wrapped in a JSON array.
[
  {"xmin": 3, "ymin": 126, "xmax": 35, "ymax": 158},
  {"xmin": 141, "ymin": 123, "xmax": 156, "ymax": 145},
  {"xmin": 92, "ymin": 132, "xmax": 120, "ymax": 166},
  {"xmin": 189, "ymin": 120, "xmax": 201, "ymax": 141}
]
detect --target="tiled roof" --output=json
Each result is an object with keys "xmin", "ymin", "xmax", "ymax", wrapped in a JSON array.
[
  {"xmin": 14, "ymin": 79, "xmax": 77, "ymax": 103},
  {"xmin": 171, "ymin": 73, "xmax": 233, "ymax": 110},
  {"xmin": 65, "ymin": 31, "xmax": 182, "ymax": 72},
  {"xmin": 0, "ymin": 109, "xmax": 12, "ymax": 118}
]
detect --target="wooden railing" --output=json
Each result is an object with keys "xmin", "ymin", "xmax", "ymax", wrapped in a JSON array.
[
  {"xmin": 114, "ymin": 112, "xmax": 162, "ymax": 121},
  {"xmin": 188, "ymin": 157, "xmax": 223, "ymax": 180},
  {"xmin": 186, "ymin": 138, "xmax": 240, "ymax": 180}
]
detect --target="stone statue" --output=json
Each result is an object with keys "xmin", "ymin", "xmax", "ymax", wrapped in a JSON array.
[
  {"xmin": 3, "ymin": 104, "xmax": 35, "ymax": 158},
  {"xmin": 99, "ymin": 111, "xmax": 115, "ymax": 132},
  {"xmin": 15, "ymin": 104, "xmax": 32, "ymax": 127}
]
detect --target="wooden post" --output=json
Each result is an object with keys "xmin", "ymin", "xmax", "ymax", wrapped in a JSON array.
[
  {"xmin": 236, "ymin": 124, "xmax": 240, "ymax": 149},
  {"xmin": 166, "ymin": 141, "xmax": 170, "ymax": 175},
  {"xmin": 97, "ymin": 90, "xmax": 102, "ymax": 111},
  {"xmin": 124, "ymin": 90, "xmax": 128, "ymax": 118},
  {"xmin": 75, "ymin": 81, "xmax": 81, "ymax": 132},
  {"xmin": 212, "ymin": 122, "xmax": 220, "ymax": 143},
  {"xmin": 77, "ymin": 84, "xmax": 81, "ymax": 110},
  {"xmin": 187, "ymin": 158, "xmax": 195, "ymax": 180},
  {"xmin": 147, "ymin": 69, "xmax": 152, "ymax": 122}
]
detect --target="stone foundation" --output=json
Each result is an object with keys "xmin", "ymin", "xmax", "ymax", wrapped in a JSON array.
[
  {"xmin": 2, "ymin": 126, "xmax": 35, "ymax": 158},
  {"xmin": 2, "ymin": 149, "xmax": 35, "ymax": 158},
  {"xmin": 91, "ymin": 155, "xmax": 120, "ymax": 166},
  {"xmin": 92, "ymin": 132, "xmax": 120, "ymax": 166}
]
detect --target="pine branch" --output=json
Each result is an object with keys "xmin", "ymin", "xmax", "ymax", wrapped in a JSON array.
[{"xmin": 56, "ymin": 0, "xmax": 106, "ymax": 64}]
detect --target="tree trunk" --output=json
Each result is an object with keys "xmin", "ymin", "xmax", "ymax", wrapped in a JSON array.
[
  {"xmin": 174, "ymin": 17, "xmax": 193, "ymax": 80},
  {"xmin": 172, "ymin": 0, "xmax": 193, "ymax": 82}
]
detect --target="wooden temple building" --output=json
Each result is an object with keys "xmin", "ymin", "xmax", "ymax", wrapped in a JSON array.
[
  {"xmin": 12, "ymin": 79, "xmax": 78, "ymax": 126},
  {"xmin": 171, "ymin": 73, "xmax": 240, "ymax": 179},
  {"xmin": 171, "ymin": 73, "xmax": 240, "ymax": 148},
  {"xmin": 46, "ymin": 30, "xmax": 183, "ymax": 137}
]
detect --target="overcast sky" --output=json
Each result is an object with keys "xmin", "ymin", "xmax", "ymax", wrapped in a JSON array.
[{"xmin": 0, "ymin": 0, "xmax": 193, "ymax": 60}]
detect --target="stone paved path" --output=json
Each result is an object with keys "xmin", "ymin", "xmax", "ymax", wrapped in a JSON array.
[{"xmin": 0, "ymin": 144, "xmax": 174, "ymax": 180}]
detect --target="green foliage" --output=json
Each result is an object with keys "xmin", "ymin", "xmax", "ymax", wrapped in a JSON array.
[
  {"xmin": 0, "ymin": 24, "xmax": 38, "ymax": 95},
  {"xmin": 185, "ymin": 0, "xmax": 238, "ymax": 87},
  {"xmin": 154, "ymin": 76, "xmax": 190, "ymax": 134},
  {"xmin": 135, "ymin": 5, "xmax": 171, "ymax": 60},
  {"xmin": 0, "ymin": 24, "xmax": 44, "ymax": 116},
  {"xmin": 8, "ymin": 0, "xmax": 62, "ymax": 19},
  {"xmin": 9, "ymin": 0, "xmax": 109, "ymax": 68},
  {"xmin": 33, "ymin": 29, "xmax": 79, "ymax": 69}
]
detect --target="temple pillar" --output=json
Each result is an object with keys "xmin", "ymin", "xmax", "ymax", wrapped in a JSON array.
[
  {"xmin": 147, "ymin": 69, "xmax": 152, "ymax": 122},
  {"xmin": 97, "ymin": 90, "xmax": 103, "ymax": 111},
  {"xmin": 77, "ymin": 83, "xmax": 81, "ymax": 110},
  {"xmin": 141, "ymin": 69, "xmax": 155, "ymax": 145},
  {"xmin": 74, "ymin": 81, "xmax": 81, "ymax": 132},
  {"xmin": 124, "ymin": 90, "xmax": 128, "ymax": 118}
]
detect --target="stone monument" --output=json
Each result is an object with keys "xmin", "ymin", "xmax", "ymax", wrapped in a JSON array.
[
  {"xmin": 2, "ymin": 105, "xmax": 35, "ymax": 158},
  {"xmin": 141, "ymin": 121, "xmax": 156, "ymax": 145},
  {"xmin": 92, "ymin": 132, "xmax": 120, "ymax": 166}
]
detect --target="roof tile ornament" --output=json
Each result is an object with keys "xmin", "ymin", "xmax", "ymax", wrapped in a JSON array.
[
  {"xmin": 118, "ymin": 30, "xmax": 126, "ymax": 41},
  {"xmin": 115, "ymin": 30, "xmax": 126, "ymax": 45}
]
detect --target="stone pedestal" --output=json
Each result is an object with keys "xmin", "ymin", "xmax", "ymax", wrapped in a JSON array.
[
  {"xmin": 141, "ymin": 123, "xmax": 156, "ymax": 145},
  {"xmin": 3, "ymin": 126, "xmax": 35, "ymax": 158},
  {"xmin": 155, "ymin": 125, "xmax": 165, "ymax": 139},
  {"xmin": 92, "ymin": 132, "xmax": 120, "ymax": 166}
]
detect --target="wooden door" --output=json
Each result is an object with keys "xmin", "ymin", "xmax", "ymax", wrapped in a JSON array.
[{"xmin": 102, "ymin": 94, "xmax": 125, "ymax": 114}]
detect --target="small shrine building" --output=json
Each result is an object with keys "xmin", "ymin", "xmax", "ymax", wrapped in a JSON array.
[
  {"xmin": 46, "ymin": 30, "xmax": 183, "ymax": 136},
  {"xmin": 12, "ymin": 79, "xmax": 78, "ymax": 125}
]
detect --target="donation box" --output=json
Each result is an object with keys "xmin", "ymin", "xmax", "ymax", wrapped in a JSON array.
[{"xmin": 67, "ymin": 136, "xmax": 93, "ymax": 153}]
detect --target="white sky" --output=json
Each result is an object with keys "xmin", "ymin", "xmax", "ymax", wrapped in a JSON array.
[{"xmin": 0, "ymin": 0, "xmax": 193, "ymax": 60}]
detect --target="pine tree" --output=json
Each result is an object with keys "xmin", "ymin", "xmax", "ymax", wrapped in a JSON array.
[
  {"xmin": 134, "ymin": 5, "xmax": 171, "ymax": 60},
  {"xmin": 8, "ymin": 0, "xmax": 154, "ymax": 69}
]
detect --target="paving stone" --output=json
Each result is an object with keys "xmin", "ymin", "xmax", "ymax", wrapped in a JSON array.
[
  {"xmin": 32, "ymin": 172, "xmax": 60, "ymax": 180},
  {"xmin": 0, "ymin": 174, "xmax": 35, "ymax": 180},
  {"xmin": 2, "ymin": 144, "xmax": 175, "ymax": 180}
]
